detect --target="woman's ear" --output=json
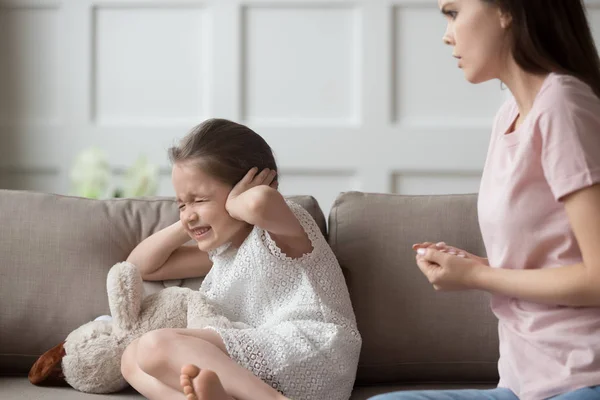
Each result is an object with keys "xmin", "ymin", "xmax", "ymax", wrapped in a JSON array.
[{"xmin": 498, "ymin": 9, "xmax": 512, "ymax": 29}]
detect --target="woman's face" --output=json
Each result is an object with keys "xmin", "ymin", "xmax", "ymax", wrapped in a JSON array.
[{"xmin": 439, "ymin": 0, "xmax": 511, "ymax": 83}]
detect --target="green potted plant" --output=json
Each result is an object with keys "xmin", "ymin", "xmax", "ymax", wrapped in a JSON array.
[{"xmin": 69, "ymin": 147, "xmax": 158, "ymax": 199}]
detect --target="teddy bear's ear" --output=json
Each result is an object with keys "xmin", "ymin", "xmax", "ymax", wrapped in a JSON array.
[{"xmin": 28, "ymin": 341, "xmax": 69, "ymax": 387}]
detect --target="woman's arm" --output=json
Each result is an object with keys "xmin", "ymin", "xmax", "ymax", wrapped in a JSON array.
[
  {"xmin": 126, "ymin": 220, "xmax": 212, "ymax": 281},
  {"xmin": 418, "ymin": 185, "xmax": 600, "ymax": 306},
  {"xmin": 226, "ymin": 168, "xmax": 312, "ymax": 259},
  {"xmin": 474, "ymin": 184, "xmax": 600, "ymax": 306},
  {"xmin": 476, "ymin": 262, "xmax": 594, "ymax": 306}
]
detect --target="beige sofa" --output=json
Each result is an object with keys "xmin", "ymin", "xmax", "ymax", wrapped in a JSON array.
[{"xmin": 0, "ymin": 189, "xmax": 499, "ymax": 399}]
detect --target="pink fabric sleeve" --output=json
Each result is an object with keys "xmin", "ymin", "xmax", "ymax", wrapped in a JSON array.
[{"xmin": 538, "ymin": 98, "xmax": 600, "ymax": 201}]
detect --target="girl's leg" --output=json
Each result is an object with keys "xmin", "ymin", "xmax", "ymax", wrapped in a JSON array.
[
  {"xmin": 549, "ymin": 385, "xmax": 600, "ymax": 399},
  {"xmin": 368, "ymin": 388, "xmax": 518, "ymax": 400},
  {"xmin": 121, "ymin": 338, "xmax": 185, "ymax": 400},
  {"xmin": 132, "ymin": 328, "xmax": 287, "ymax": 400}
]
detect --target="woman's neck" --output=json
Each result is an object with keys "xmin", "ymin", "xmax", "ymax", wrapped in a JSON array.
[{"xmin": 499, "ymin": 59, "xmax": 549, "ymax": 124}]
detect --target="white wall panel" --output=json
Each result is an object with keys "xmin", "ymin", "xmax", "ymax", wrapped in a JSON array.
[
  {"xmin": 93, "ymin": 5, "xmax": 210, "ymax": 125},
  {"xmin": 587, "ymin": 4, "xmax": 600, "ymax": 46},
  {"xmin": 0, "ymin": 168, "xmax": 61, "ymax": 192},
  {"xmin": 242, "ymin": 5, "xmax": 360, "ymax": 125},
  {"xmin": 392, "ymin": 171, "xmax": 481, "ymax": 195},
  {"xmin": 1, "ymin": 0, "xmax": 599, "ymax": 219},
  {"xmin": 393, "ymin": 5, "xmax": 503, "ymax": 128},
  {"xmin": 0, "ymin": 5, "xmax": 61, "ymax": 125}
]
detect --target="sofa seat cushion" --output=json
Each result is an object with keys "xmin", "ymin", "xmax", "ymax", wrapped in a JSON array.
[{"xmin": 0, "ymin": 377, "xmax": 497, "ymax": 400}]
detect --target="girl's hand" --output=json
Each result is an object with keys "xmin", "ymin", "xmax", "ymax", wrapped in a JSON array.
[
  {"xmin": 414, "ymin": 246, "xmax": 488, "ymax": 291},
  {"xmin": 226, "ymin": 168, "xmax": 277, "ymax": 219},
  {"xmin": 227, "ymin": 167, "xmax": 277, "ymax": 200},
  {"xmin": 412, "ymin": 241, "xmax": 489, "ymax": 266}
]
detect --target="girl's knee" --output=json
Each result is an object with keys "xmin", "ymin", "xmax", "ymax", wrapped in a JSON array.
[
  {"xmin": 120, "ymin": 339, "xmax": 139, "ymax": 379},
  {"xmin": 136, "ymin": 329, "xmax": 176, "ymax": 373},
  {"xmin": 138, "ymin": 329, "xmax": 176, "ymax": 352},
  {"xmin": 136, "ymin": 329, "xmax": 223, "ymax": 375}
]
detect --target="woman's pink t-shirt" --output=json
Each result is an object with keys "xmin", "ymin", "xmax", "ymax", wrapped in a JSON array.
[{"xmin": 478, "ymin": 73, "xmax": 600, "ymax": 400}]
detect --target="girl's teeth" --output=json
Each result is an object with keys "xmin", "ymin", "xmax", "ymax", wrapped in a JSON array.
[{"xmin": 194, "ymin": 227, "xmax": 210, "ymax": 235}]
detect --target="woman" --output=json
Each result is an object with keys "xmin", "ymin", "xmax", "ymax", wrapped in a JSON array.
[{"xmin": 372, "ymin": 1, "xmax": 600, "ymax": 399}]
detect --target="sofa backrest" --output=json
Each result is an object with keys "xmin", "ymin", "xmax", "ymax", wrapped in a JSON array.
[
  {"xmin": 0, "ymin": 190, "xmax": 324, "ymax": 374},
  {"xmin": 328, "ymin": 191, "xmax": 499, "ymax": 385},
  {"xmin": 1, "ymin": 189, "xmax": 499, "ymax": 385}
]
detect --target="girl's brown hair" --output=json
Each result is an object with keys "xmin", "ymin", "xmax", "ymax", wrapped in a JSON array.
[
  {"xmin": 484, "ymin": 0, "xmax": 600, "ymax": 98},
  {"xmin": 168, "ymin": 118, "xmax": 277, "ymax": 186}
]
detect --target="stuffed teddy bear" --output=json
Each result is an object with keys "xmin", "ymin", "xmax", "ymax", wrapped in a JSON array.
[{"xmin": 28, "ymin": 261, "xmax": 236, "ymax": 394}]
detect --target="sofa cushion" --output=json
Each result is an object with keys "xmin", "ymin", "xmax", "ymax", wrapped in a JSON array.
[
  {"xmin": 328, "ymin": 191, "xmax": 499, "ymax": 385},
  {"xmin": 0, "ymin": 376, "xmax": 496, "ymax": 399},
  {"xmin": 0, "ymin": 189, "xmax": 325, "ymax": 374}
]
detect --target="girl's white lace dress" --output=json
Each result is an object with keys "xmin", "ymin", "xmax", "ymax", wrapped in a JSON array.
[{"xmin": 197, "ymin": 200, "xmax": 361, "ymax": 400}]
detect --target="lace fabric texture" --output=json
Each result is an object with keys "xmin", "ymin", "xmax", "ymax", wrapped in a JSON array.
[{"xmin": 200, "ymin": 200, "xmax": 361, "ymax": 400}]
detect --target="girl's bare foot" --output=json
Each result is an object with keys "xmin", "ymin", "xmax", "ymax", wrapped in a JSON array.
[{"xmin": 180, "ymin": 364, "xmax": 233, "ymax": 400}]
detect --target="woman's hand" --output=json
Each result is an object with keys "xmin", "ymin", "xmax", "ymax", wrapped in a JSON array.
[
  {"xmin": 414, "ymin": 244, "xmax": 488, "ymax": 291},
  {"xmin": 412, "ymin": 241, "xmax": 489, "ymax": 266}
]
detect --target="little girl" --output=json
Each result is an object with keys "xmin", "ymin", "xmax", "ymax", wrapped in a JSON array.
[{"xmin": 120, "ymin": 118, "xmax": 361, "ymax": 400}]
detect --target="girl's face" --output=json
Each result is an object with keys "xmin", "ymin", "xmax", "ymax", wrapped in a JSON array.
[
  {"xmin": 439, "ymin": 0, "xmax": 511, "ymax": 83},
  {"xmin": 172, "ymin": 161, "xmax": 250, "ymax": 252}
]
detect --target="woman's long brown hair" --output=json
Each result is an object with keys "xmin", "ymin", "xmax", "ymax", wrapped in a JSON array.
[{"xmin": 485, "ymin": 0, "xmax": 600, "ymax": 98}]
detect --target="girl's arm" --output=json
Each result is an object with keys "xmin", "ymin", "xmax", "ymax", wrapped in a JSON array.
[
  {"xmin": 226, "ymin": 168, "xmax": 312, "ymax": 259},
  {"xmin": 126, "ymin": 220, "xmax": 212, "ymax": 281}
]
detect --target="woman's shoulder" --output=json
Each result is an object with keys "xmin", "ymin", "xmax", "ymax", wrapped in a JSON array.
[{"xmin": 535, "ymin": 72, "xmax": 600, "ymax": 114}]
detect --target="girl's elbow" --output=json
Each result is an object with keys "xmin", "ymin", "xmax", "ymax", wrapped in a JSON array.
[
  {"xmin": 247, "ymin": 186, "xmax": 280, "ymax": 216},
  {"xmin": 125, "ymin": 254, "xmax": 153, "ymax": 278},
  {"xmin": 125, "ymin": 253, "xmax": 140, "ymax": 267}
]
